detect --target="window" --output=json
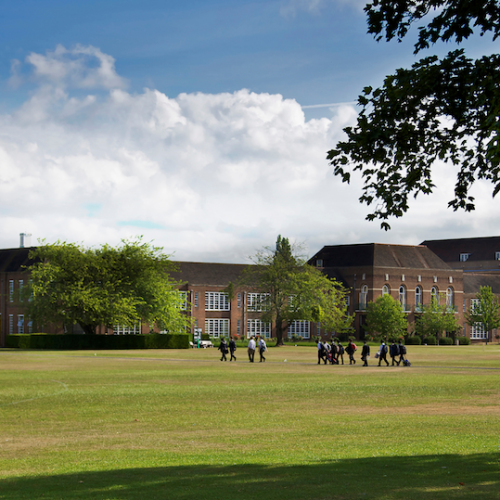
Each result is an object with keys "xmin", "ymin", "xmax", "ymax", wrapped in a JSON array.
[
  {"xmin": 237, "ymin": 293, "xmax": 242, "ymax": 308},
  {"xmin": 114, "ymin": 323, "xmax": 141, "ymax": 335},
  {"xmin": 205, "ymin": 318, "xmax": 229, "ymax": 338},
  {"xmin": 28, "ymin": 319, "xmax": 33, "ymax": 334},
  {"xmin": 18, "ymin": 280, "xmax": 23, "ymax": 302},
  {"xmin": 496, "ymin": 252, "xmax": 500, "ymax": 260},
  {"xmin": 316, "ymin": 259, "xmax": 323, "ymax": 267},
  {"xmin": 399, "ymin": 285, "xmax": 406, "ymax": 306},
  {"xmin": 17, "ymin": 315, "xmax": 24, "ymax": 334},
  {"xmin": 237, "ymin": 319, "xmax": 241, "ymax": 336},
  {"xmin": 415, "ymin": 286, "xmax": 423, "ymax": 310},
  {"xmin": 247, "ymin": 293, "xmax": 269, "ymax": 311},
  {"xmin": 431, "ymin": 286, "xmax": 439, "ymax": 304},
  {"xmin": 178, "ymin": 291, "xmax": 187, "ymax": 310},
  {"xmin": 205, "ymin": 292, "xmax": 230, "ymax": 311},
  {"xmin": 359, "ymin": 285, "xmax": 368, "ymax": 309},
  {"xmin": 382, "ymin": 285, "xmax": 390, "ymax": 296},
  {"xmin": 471, "ymin": 323, "xmax": 487, "ymax": 339},
  {"xmin": 460, "ymin": 253, "xmax": 471, "ymax": 262},
  {"xmin": 288, "ymin": 320, "xmax": 310, "ymax": 339},
  {"xmin": 194, "ymin": 292, "xmax": 199, "ymax": 308},
  {"xmin": 471, "ymin": 298, "xmax": 479, "ymax": 312},
  {"xmin": 247, "ymin": 319, "xmax": 271, "ymax": 339},
  {"xmin": 9, "ymin": 280, "xmax": 14, "ymax": 302},
  {"xmin": 9, "ymin": 314, "xmax": 14, "ymax": 335},
  {"xmin": 446, "ymin": 287, "xmax": 454, "ymax": 309}
]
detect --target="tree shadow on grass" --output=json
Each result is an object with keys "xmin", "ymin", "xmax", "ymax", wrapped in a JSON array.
[{"xmin": 1, "ymin": 453, "xmax": 499, "ymax": 500}]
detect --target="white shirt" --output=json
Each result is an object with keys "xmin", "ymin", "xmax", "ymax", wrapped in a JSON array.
[{"xmin": 248, "ymin": 338, "xmax": 256, "ymax": 350}]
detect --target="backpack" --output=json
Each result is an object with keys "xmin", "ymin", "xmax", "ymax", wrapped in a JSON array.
[
  {"xmin": 403, "ymin": 359, "xmax": 411, "ymax": 367},
  {"xmin": 400, "ymin": 345, "xmax": 407, "ymax": 355},
  {"xmin": 339, "ymin": 345, "xmax": 345, "ymax": 355},
  {"xmin": 383, "ymin": 344, "xmax": 388, "ymax": 354}
]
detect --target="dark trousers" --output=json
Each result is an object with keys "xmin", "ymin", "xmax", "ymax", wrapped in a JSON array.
[
  {"xmin": 378, "ymin": 353, "xmax": 389, "ymax": 366},
  {"xmin": 248, "ymin": 348, "xmax": 255, "ymax": 362},
  {"xmin": 230, "ymin": 349, "xmax": 236, "ymax": 361},
  {"xmin": 259, "ymin": 347, "xmax": 266, "ymax": 362}
]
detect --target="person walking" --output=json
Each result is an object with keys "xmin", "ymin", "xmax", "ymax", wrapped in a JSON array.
[
  {"xmin": 361, "ymin": 341, "xmax": 370, "ymax": 366},
  {"xmin": 398, "ymin": 340, "xmax": 407, "ymax": 365},
  {"xmin": 229, "ymin": 336, "xmax": 237, "ymax": 361},
  {"xmin": 330, "ymin": 340, "xmax": 338, "ymax": 364},
  {"xmin": 317, "ymin": 340, "xmax": 326, "ymax": 365},
  {"xmin": 390, "ymin": 341, "xmax": 400, "ymax": 366},
  {"xmin": 337, "ymin": 342, "xmax": 345, "ymax": 365},
  {"xmin": 258, "ymin": 336, "xmax": 267, "ymax": 362},
  {"xmin": 248, "ymin": 336, "xmax": 256, "ymax": 363},
  {"xmin": 346, "ymin": 340, "xmax": 356, "ymax": 364},
  {"xmin": 378, "ymin": 341, "xmax": 389, "ymax": 366},
  {"xmin": 219, "ymin": 338, "xmax": 228, "ymax": 361}
]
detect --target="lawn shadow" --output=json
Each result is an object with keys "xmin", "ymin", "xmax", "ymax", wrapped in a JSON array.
[{"xmin": 1, "ymin": 453, "xmax": 498, "ymax": 500}]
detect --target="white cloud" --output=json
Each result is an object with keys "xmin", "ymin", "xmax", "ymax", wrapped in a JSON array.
[
  {"xmin": 280, "ymin": 0, "xmax": 366, "ymax": 18},
  {"xmin": 0, "ymin": 45, "xmax": 498, "ymax": 262},
  {"xmin": 24, "ymin": 44, "xmax": 127, "ymax": 90}
]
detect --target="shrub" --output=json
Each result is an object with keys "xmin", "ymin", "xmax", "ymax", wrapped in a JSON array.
[
  {"xmin": 423, "ymin": 335, "xmax": 437, "ymax": 345},
  {"xmin": 439, "ymin": 337, "xmax": 454, "ymax": 345},
  {"xmin": 406, "ymin": 336, "xmax": 421, "ymax": 345},
  {"xmin": 458, "ymin": 336, "xmax": 471, "ymax": 345},
  {"xmin": 5, "ymin": 333, "xmax": 190, "ymax": 350}
]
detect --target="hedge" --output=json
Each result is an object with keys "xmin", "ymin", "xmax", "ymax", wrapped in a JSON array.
[
  {"xmin": 458, "ymin": 336, "xmax": 471, "ymax": 345},
  {"xmin": 5, "ymin": 333, "xmax": 190, "ymax": 350},
  {"xmin": 406, "ymin": 336, "xmax": 421, "ymax": 345},
  {"xmin": 423, "ymin": 335, "xmax": 437, "ymax": 345}
]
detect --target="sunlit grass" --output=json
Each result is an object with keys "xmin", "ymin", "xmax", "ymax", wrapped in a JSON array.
[{"xmin": 0, "ymin": 345, "xmax": 499, "ymax": 499}]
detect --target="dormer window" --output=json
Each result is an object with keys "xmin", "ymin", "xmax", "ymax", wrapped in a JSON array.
[
  {"xmin": 496, "ymin": 252, "xmax": 500, "ymax": 260},
  {"xmin": 316, "ymin": 259, "xmax": 323, "ymax": 267},
  {"xmin": 460, "ymin": 253, "xmax": 471, "ymax": 262}
]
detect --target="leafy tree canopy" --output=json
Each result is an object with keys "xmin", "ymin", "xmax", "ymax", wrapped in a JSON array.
[
  {"xmin": 24, "ymin": 238, "xmax": 188, "ymax": 335},
  {"xmin": 414, "ymin": 295, "xmax": 461, "ymax": 339},
  {"xmin": 328, "ymin": 0, "xmax": 500, "ymax": 229},
  {"xmin": 241, "ymin": 235, "xmax": 352, "ymax": 345},
  {"xmin": 365, "ymin": 294, "xmax": 407, "ymax": 340}
]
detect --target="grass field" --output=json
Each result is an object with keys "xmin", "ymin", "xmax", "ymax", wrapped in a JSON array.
[{"xmin": 0, "ymin": 344, "xmax": 499, "ymax": 499}]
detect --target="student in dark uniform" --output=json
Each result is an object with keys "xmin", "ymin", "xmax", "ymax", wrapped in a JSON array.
[
  {"xmin": 398, "ymin": 340, "xmax": 407, "ymax": 365},
  {"xmin": 229, "ymin": 336, "xmax": 237, "ymax": 361},
  {"xmin": 337, "ymin": 342, "xmax": 345, "ymax": 365},
  {"xmin": 330, "ymin": 340, "xmax": 338, "ymax": 364},
  {"xmin": 219, "ymin": 338, "xmax": 228, "ymax": 361},
  {"xmin": 390, "ymin": 342, "xmax": 400, "ymax": 366},
  {"xmin": 346, "ymin": 340, "xmax": 356, "ymax": 364},
  {"xmin": 378, "ymin": 341, "xmax": 389, "ymax": 366},
  {"xmin": 361, "ymin": 341, "xmax": 370, "ymax": 366}
]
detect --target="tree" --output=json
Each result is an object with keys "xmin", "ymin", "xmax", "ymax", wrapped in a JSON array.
[
  {"xmin": 24, "ymin": 239, "xmax": 188, "ymax": 335},
  {"xmin": 465, "ymin": 285, "xmax": 500, "ymax": 343},
  {"xmin": 365, "ymin": 294, "xmax": 407, "ymax": 341},
  {"xmin": 328, "ymin": 0, "xmax": 500, "ymax": 229},
  {"xmin": 415, "ymin": 295, "xmax": 461, "ymax": 341},
  {"xmin": 242, "ymin": 235, "xmax": 352, "ymax": 345}
]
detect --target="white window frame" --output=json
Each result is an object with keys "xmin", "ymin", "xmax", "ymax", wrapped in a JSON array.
[
  {"xmin": 247, "ymin": 293, "xmax": 270, "ymax": 312},
  {"xmin": 446, "ymin": 287, "xmax": 454, "ymax": 308},
  {"xmin": 17, "ymin": 314, "xmax": 24, "ymax": 334},
  {"xmin": 114, "ymin": 323, "xmax": 141, "ymax": 335},
  {"xmin": 382, "ymin": 284, "xmax": 390, "ymax": 296},
  {"xmin": 471, "ymin": 322, "xmax": 487, "ymax": 339},
  {"xmin": 399, "ymin": 285, "xmax": 406, "ymax": 305},
  {"xmin": 9, "ymin": 314, "xmax": 14, "ymax": 334},
  {"xmin": 205, "ymin": 318, "xmax": 229, "ymax": 338},
  {"xmin": 205, "ymin": 292, "xmax": 230, "ymax": 311},
  {"xmin": 359, "ymin": 285, "xmax": 368, "ymax": 308},
  {"xmin": 288, "ymin": 320, "xmax": 310, "ymax": 339},
  {"xmin": 178, "ymin": 291, "xmax": 187, "ymax": 310},
  {"xmin": 247, "ymin": 319, "xmax": 271, "ymax": 339},
  {"xmin": 9, "ymin": 280, "xmax": 14, "ymax": 302},
  {"xmin": 460, "ymin": 253, "xmax": 471, "ymax": 262},
  {"xmin": 415, "ymin": 286, "xmax": 423, "ymax": 307},
  {"xmin": 431, "ymin": 286, "xmax": 439, "ymax": 304}
]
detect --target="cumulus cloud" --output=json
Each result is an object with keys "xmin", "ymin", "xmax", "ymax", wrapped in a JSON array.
[
  {"xmin": 23, "ymin": 44, "xmax": 127, "ymax": 90},
  {"xmin": 0, "ymin": 45, "xmax": 497, "ymax": 262}
]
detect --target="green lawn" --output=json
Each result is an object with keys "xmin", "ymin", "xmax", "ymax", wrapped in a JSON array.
[{"xmin": 0, "ymin": 345, "xmax": 499, "ymax": 499}]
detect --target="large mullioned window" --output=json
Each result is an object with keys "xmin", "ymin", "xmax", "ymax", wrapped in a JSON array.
[{"xmin": 205, "ymin": 292, "xmax": 230, "ymax": 311}]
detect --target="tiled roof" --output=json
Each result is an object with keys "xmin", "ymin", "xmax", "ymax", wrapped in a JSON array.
[
  {"xmin": 310, "ymin": 243, "xmax": 451, "ymax": 270},
  {"xmin": 171, "ymin": 261, "xmax": 248, "ymax": 286},
  {"xmin": 463, "ymin": 273, "xmax": 500, "ymax": 294},
  {"xmin": 0, "ymin": 247, "xmax": 36, "ymax": 273},
  {"xmin": 421, "ymin": 236, "xmax": 500, "ymax": 262}
]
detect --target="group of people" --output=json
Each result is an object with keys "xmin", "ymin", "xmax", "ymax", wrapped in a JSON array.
[
  {"xmin": 218, "ymin": 335, "xmax": 267, "ymax": 362},
  {"xmin": 317, "ymin": 339, "xmax": 407, "ymax": 367}
]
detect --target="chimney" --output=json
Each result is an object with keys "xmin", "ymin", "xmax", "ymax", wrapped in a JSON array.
[{"xmin": 20, "ymin": 233, "xmax": 32, "ymax": 248}]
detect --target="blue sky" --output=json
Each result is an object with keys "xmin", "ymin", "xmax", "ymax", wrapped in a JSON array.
[{"xmin": 0, "ymin": 0, "xmax": 498, "ymax": 261}]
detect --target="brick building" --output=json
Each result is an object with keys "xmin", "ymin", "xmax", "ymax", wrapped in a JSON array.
[{"xmin": 2, "ymin": 236, "xmax": 500, "ymax": 346}]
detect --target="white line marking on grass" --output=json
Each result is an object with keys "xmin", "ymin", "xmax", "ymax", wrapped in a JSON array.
[{"xmin": 0, "ymin": 380, "xmax": 68, "ymax": 407}]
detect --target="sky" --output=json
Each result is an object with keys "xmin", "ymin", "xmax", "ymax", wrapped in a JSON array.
[{"xmin": 0, "ymin": 0, "xmax": 498, "ymax": 263}]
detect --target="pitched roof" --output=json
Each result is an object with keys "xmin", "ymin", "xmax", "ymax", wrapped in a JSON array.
[
  {"xmin": 0, "ymin": 247, "xmax": 35, "ymax": 273},
  {"xmin": 463, "ymin": 273, "xmax": 500, "ymax": 294},
  {"xmin": 310, "ymin": 243, "xmax": 451, "ymax": 270},
  {"xmin": 171, "ymin": 261, "xmax": 248, "ymax": 287},
  {"xmin": 421, "ymin": 236, "xmax": 500, "ymax": 262}
]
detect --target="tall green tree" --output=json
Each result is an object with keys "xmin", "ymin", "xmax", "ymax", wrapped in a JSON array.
[
  {"xmin": 465, "ymin": 285, "xmax": 500, "ymax": 343},
  {"xmin": 242, "ymin": 235, "xmax": 351, "ymax": 345},
  {"xmin": 328, "ymin": 0, "xmax": 500, "ymax": 229},
  {"xmin": 365, "ymin": 294, "xmax": 407, "ymax": 341},
  {"xmin": 415, "ymin": 295, "xmax": 461, "ymax": 340},
  {"xmin": 24, "ymin": 239, "xmax": 188, "ymax": 335}
]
